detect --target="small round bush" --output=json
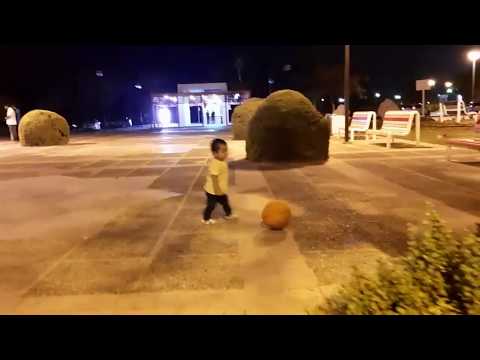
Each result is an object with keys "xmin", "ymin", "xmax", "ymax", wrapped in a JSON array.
[
  {"xmin": 19, "ymin": 110, "xmax": 70, "ymax": 146},
  {"xmin": 232, "ymin": 98, "xmax": 264, "ymax": 140}
]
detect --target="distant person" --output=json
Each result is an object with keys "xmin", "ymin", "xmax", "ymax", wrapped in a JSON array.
[
  {"xmin": 4, "ymin": 105, "xmax": 18, "ymax": 141},
  {"xmin": 202, "ymin": 138, "xmax": 236, "ymax": 224},
  {"xmin": 211, "ymin": 111, "xmax": 216, "ymax": 123},
  {"xmin": 206, "ymin": 111, "xmax": 210, "ymax": 124}
]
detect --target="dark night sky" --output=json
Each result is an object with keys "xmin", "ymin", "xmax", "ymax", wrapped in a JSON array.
[{"xmin": 0, "ymin": 45, "xmax": 477, "ymax": 117}]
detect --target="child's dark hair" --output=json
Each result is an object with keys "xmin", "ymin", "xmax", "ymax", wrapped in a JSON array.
[{"xmin": 211, "ymin": 138, "xmax": 227, "ymax": 153}]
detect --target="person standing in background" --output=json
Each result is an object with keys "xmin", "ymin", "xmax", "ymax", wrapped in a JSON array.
[{"xmin": 4, "ymin": 105, "xmax": 18, "ymax": 141}]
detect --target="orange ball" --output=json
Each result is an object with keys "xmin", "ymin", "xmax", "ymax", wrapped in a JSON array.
[{"xmin": 262, "ymin": 200, "xmax": 291, "ymax": 230}]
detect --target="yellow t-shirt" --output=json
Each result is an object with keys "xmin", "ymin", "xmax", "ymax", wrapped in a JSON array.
[{"xmin": 204, "ymin": 158, "xmax": 229, "ymax": 195}]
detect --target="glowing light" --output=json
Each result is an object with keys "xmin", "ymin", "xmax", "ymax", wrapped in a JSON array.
[
  {"xmin": 189, "ymin": 95, "xmax": 196, "ymax": 101},
  {"xmin": 338, "ymin": 98, "xmax": 345, "ymax": 103},
  {"xmin": 134, "ymin": 83, "xmax": 142, "ymax": 90},
  {"xmin": 427, "ymin": 101, "xmax": 431, "ymax": 104},
  {"xmin": 72, "ymin": 124, "xmax": 78, "ymax": 128},
  {"xmin": 446, "ymin": 88, "xmax": 453, "ymax": 94},
  {"xmin": 157, "ymin": 107, "xmax": 172, "ymax": 126},
  {"xmin": 268, "ymin": 78, "xmax": 275, "ymax": 85},
  {"xmin": 374, "ymin": 92, "xmax": 381, "ymax": 98},
  {"xmin": 467, "ymin": 50, "xmax": 480, "ymax": 62},
  {"xmin": 321, "ymin": 98, "xmax": 325, "ymax": 102},
  {"xmin": 394, "ymin": 95, "xmax": 401, "ymax": 100},
  {"xmin": 412, "ymin": 106, "xmax": 416, "ymax": 110},
  {"xmin": 428, "ymin": 79, "xmax": 436, "ymax": 87},
  {"xmin": 445, "ymin": 81, "xmax": 453, "ymax": 88},
  {"xmin": 401, "ymin": 107, "xmax": 405, "ymax": 110},
  {"xmin": 96, "ymin": 70, "xmax": 103, "ymax": 77},
  {"xmin": 234, "ymin": 93, "xmax": 240, "ymax": 100}
]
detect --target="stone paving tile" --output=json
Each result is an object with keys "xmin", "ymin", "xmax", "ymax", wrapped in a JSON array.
[
  {"xmin": 115, "ymin": 160, "xmax": 150, "ymax": 166},
  {"xmin": 92, "ymin": 168, "xmax": 135, "ymax": 178},
  {"xmin": 69, "ymin": 198, "xmax": 183, "ymax": 259},
  {"xmin": 147, "ymin": 159, "xmax": 179, "ymax": 166},
  {"xmin": 148, "ymin": 166, "xmax": 201, "ymax": 192},
  {"xmin": 129, "ymin": 253, "xmax": 243, "ymax": 293},
  {"xmin": 393, "ymin": 159, "xmax": 480, "ymax": 192},
  {"xmin": 62, "ymin": 171, "xmax": 94, "ymax": 178},
  {"xmin": 81, "ymin": 160, "xmax": 118, "ymax": 168},
  {"xmin": 0, "ymin": 172, "xmax": 40, "ymax": 180},
  {"xmin": 128, "ymin": 167, "xmax": 169, "ymax": 177},
  {"xmin": 347, "ymin": 160, "xmax": 480, "ymax": 217},
  {"xmin": 28, "ymin": 258, "xmax": 150, "ymax": 296}
]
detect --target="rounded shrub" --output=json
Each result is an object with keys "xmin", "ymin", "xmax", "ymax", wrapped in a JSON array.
[
  {"xmin": 19, "ymin": 110, "xmax": 70, "ymax": 146},
  {"xmin": 246, "ymin": 90, "xmax": 330, "ymax": 162},
  {"xmin": 232, "ymin": 98, "xmax": 264, "ymax": 140}
]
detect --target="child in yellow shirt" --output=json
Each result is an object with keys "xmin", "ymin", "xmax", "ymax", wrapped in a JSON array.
[{"xmin": 202, "ymin": 138, "xmax": 235, "ymax": 224}]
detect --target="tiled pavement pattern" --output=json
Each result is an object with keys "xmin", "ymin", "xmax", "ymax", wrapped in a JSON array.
[{"xmin": 0, "ymin": 130, "xmax": 478, "ymax": 314}]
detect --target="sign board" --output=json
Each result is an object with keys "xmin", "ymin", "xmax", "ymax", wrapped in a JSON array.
[{"xmin": 416, "ymin": 79, "xmax": 433, "ymax": 91}]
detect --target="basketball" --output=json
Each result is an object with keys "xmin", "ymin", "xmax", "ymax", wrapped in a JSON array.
[{"xmin": 261, "ymin": 200, "xmax": 291, "ymax": 230}]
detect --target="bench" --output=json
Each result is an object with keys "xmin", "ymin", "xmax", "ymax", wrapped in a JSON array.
[
  {"xmin": 366, "ymin": 110, "xmax": 421, "ymax": 148},
  {"xmin": 338, "ymin": 111, "xmax": 377, "ymax": 142},
  {"xmin": 328, "ymin": 114, "xmax": 346, "ymax": 138},
  {"xmin": 432, "ymin": 97, "xmax": 478, "ymax": 123},
  {"xmin": 446, "ymin": 119, "xmax": 480, "ymax": 161}
]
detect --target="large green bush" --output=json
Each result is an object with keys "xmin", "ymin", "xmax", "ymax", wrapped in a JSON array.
[
  {"xmin": 246, "ymin": 90, "xmax": 330, "ymax": 162},
  {"xmin": 315, "ymin": 211, "xmax": 480, "ymax": 315}
]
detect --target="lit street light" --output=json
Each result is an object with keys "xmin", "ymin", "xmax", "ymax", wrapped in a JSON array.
[
  {"xmin": 467, "ymin": 50, "xmax": 480, "ymax": 101},
  {"xmin": 394, "ymin": 94, "xmax": 402, "ymax": 100},
  {"xmin": 338, "ymin": 97, "xmax": 345, "ymax": 103},
  {"xmin": 134, "ymin": 83, "xmax": 142, "ymax": 90},
  {"xmin": 445, "ymin": 81, "xmax": 453, "ymax": 88},
  {"xmin": 374, "ymin": 92, "xmax": 381, "ymax": 98}
]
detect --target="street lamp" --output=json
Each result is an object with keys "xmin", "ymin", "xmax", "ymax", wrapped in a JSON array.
[
  {"xmin": 394, "ymin": 94, "xmax": 402, "ymax": 100},
  {"xmin": 467, "ymin": 50, "xmax": 480, "ymax": 101},
  {"xmin": 445, "ymin": 81, "xmax": 453, "ymax": 88},
  {"xmin": 374, "ymin": 92, "xmax": 381, "ymax": 98},
  {"xmin": 344, "ymin": 45, "xmax": 350, "ymax": 142}
]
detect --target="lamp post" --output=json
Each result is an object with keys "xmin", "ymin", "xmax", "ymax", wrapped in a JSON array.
[
  {"xmin": 467, "ymin": 50, "xmax": 480, "ymax": 102},
  {"xmin": 344, "ymin": 45, "xmax": 350, "ymax": 143}
]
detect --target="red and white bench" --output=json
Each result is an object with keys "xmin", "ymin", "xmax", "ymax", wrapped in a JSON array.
[
  {"xmin": 338, "ymin": 111, "xmax": 377, "ymax": 141},
  {"xmin": 366, "ymin": 110, "xmax": 421, "ymax": 148},
  {"xmin": 446, "ymin": 119, "xmax": 480, "ymax": 161}
]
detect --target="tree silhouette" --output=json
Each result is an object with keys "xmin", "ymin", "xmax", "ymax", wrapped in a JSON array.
[{"xmin": 234, "ymin": 57, "xmax": 244, "ymax": 83}]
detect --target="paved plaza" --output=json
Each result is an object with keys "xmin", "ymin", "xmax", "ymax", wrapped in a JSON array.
[{"xmin": 0, "ymin": 129, "xmax": 479, "ymax": 314}]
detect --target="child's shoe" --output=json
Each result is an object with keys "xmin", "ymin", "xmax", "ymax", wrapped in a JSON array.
[{"xmin": 201, "ymin": 219, "xmax": 216, "ymax": 225}]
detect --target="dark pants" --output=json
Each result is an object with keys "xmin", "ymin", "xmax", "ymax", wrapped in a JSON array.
[
  {"xmin": 203, "ymin": 192, "xmax": 232, "ymax": 220},
  {"xmin": 8, "ymin": 125, "xmax": 18, "ymax": 141}
]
